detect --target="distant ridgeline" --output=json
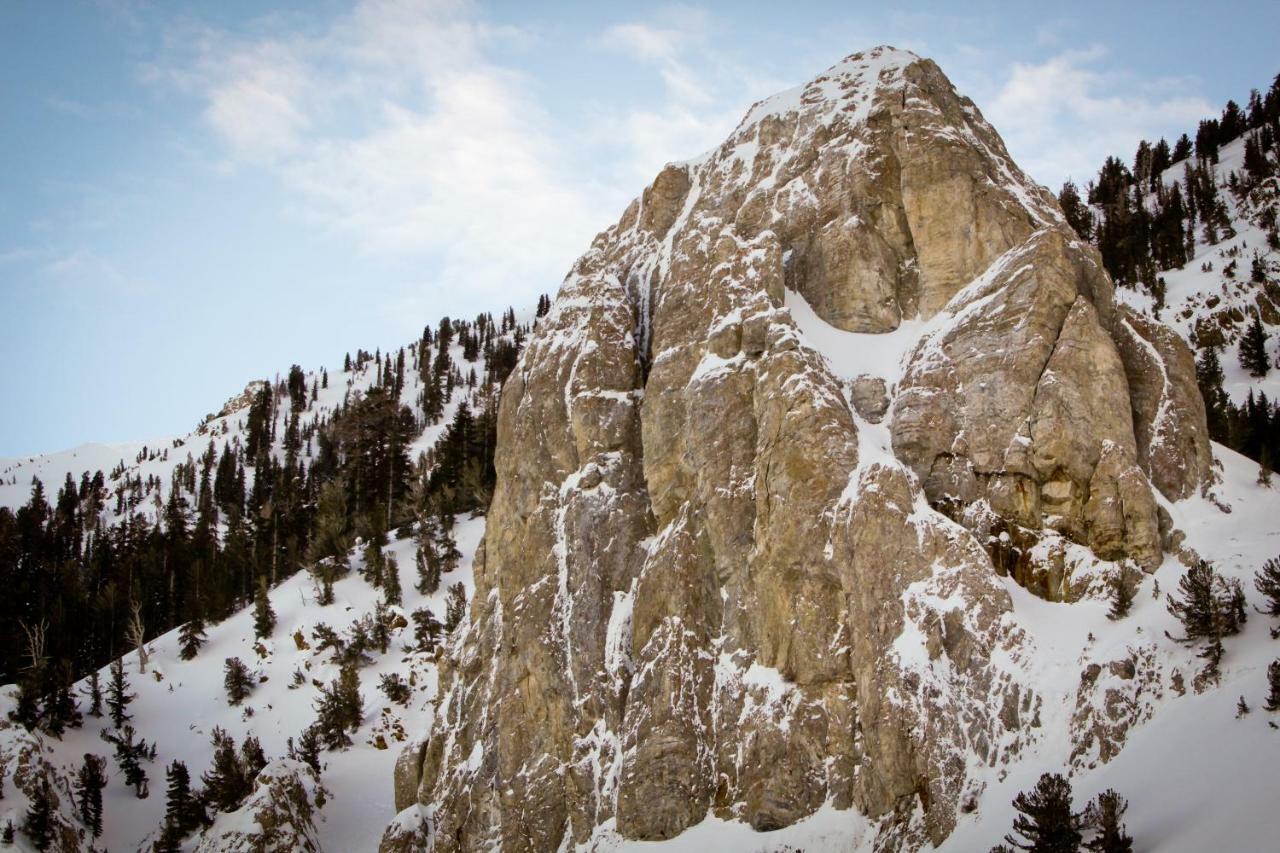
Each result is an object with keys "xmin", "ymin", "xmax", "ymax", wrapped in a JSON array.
[
  {"xmin": 0, "ymin": 299, "xmax": 551, "ymax": 731},
  {"xmin": 1058, "ymin": 72, "xmax": 1280, "ymax": 473}
]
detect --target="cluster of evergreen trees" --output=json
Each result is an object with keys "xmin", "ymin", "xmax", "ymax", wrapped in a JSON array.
[
  {"xmin": 1060, "ymin": 73, "xmax": 1280, "ymax": 292},
  {"xmin": 1, "ymin": 302, "xmax": 546, "ymax": 740},
  {"xmin": 1195, "ymin": 343, "xmax": 1280, "ymax": 474},
  {"xmin": 992, "ymin": 773, "xmax": 1133, "ymax": 852},
  {"xmin": 1062, "ymin": 73, "xmax": 1280, "ymax": 473}
]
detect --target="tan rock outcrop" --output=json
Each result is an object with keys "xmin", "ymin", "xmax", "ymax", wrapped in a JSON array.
[
  {"xmin": 383, "ymin": 45, "xmax": 1211, "ymax": 853},
  {"xmin": 891, "ymin": 230, "xmax": 1172, "ymax": 571}
]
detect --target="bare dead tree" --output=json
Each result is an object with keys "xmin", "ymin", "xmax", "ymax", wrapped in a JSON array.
[
  {"xmin": 127, "ymin": 601, "xmax": 148, "ymax": 673},
  {"xmin": 20, "ymin": 618, "xmax": 49, "ymax": 674}
]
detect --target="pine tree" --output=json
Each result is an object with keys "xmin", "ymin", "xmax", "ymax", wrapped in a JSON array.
[
  {"xmin": 444, "ymin": 582, "xmax": 467, "ymax": 632},
  {"xmin": 223, "ymin": 657, "xmax": 254, "ymax": 706},
  {"xmin": 158, "ymin": 760, "xmax": 204, "ymax": 850},
  {"xmin": 1107, "ymin": 567, "xmax": 1137, "ymax": 620},
  {"xmin": 1003, "ymin": 772, "xmax": 1081, "ymax": 852},
  {"xmin": 1058, "ymin": 181, "xmax": 1094, "ymax": 241},
  {"xmin": 253, "ymin": 577, "xmax": 276, "ymax": 639},
  {"xmin": 1239, "ymin": 313, "xmax": 1271, "ymax": 378},
  {"xmin": 362, "ymin": 533, "xmax": 386, "ymax": 588},
  {"xmin": 201, "ymin": 727, "xmax": 252, "ymax": 813},
  {"xmin": 21, "ymin": 778, "xmax": 54, "ymax": 851},
  {"xmin": 42, "ymin": 662, "xmax": 81, "ymax": 736},
  {"xmin": 2, "ymin": 821, "xmax": 13, "ymax": 844},
  {"xmin": 74, "ymin": 753, "xmax": 107, "ymax": 838},
  {"xmin": 179, "ymin": 617, "xmax": 207, "ymax": 660},
  {"xmin": 1255, "ymin": 557, "xmax": 1280, "ymax": 616},
  {"xmin": 1084, "ymin": 789, "xmax": 1133, "ymax": 852},
  {"xmin": 1266, "ymin": 659, "xmax": 1280, "ymax": 712},
  {"xmin": 1196, "ymin": 346, "xmax": 1231, "ymax": 442},
  {"xmin": 105, "ymin": 724, "xmax": 151, "ymax": 798},
  {"xmin": 83, "ymin": 670, "xmax": 103, "ymax": 718},
  {"xmin": 415, "ymin": 529, "xmax": 441, "ymax": 595},
  {"xmin": 106, "ymin": 655, "xmax": 134, "ymax": 729},
  {"xmin": 1166, "ymin": 560, "xmax": 1241, "ymax": 642},
  {"xmin": 371, "ymin": 602, "xmax": 391, "ymax": 654},
  {"xmin": 383, "ymin": 553, "xmax": 403, "ymax": 607},
  {"xmin": 380, "ymin": 673, "xmax": 411, "ymax": 705},
  {"xmin": 412, "ymin": 607, "xmax": 443, "ymax": 652},
  {"xmin": 314, "ymin": 663, "xmax": 363, "ymax": 750},
  {"xmin": 290, "ymin": 726, "xmax": 322, "ymax": 774},
  {"xmin": 240, "ymin": 736, "xmax": 267, "ymax": 779}
]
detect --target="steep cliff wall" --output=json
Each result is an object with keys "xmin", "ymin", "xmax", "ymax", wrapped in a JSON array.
[{"xmin": 384, "ymin": 46, "xmax": 1212, "ymax": 852}]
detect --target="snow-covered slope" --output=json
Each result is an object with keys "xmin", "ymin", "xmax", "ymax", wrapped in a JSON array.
[
  {"xmin": 0, "ymin": 322, "xmax": 514, "ymax": 851},
  {"xmin": 1116, "ymin": 134, "xmax": 1280, "ymax": 404},
  {"xmin": 0, "ymin": 511, "xmax": 484, "ymax": 852}
]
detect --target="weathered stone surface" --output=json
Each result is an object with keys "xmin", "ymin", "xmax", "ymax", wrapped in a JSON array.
[
  {"xmin": 384, "ymin": 44, "xmax": 1211, "ymax": 853},
  {"xmin": 891, "ymin": 230, "xmax": 1168, "ymax": 570},
  {"xmin": 850, "ymin": 374, "xmax": 890, "ymax": 422},
  {"xmin": 1070, "ymin": 646, "xmax": 1162, "ymax": 768},
  {"xmin": 392, "ymin": 736, "xmax": 428, "ymax": 813}
]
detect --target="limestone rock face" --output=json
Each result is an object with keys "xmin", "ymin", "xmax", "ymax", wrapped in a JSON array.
[{"xmin": 383, "ymin": 45, "xmax": 1211, "ymax": 852}]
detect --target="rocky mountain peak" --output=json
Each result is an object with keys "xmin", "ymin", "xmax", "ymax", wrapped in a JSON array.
[{"xmin": 382, "ymin": 46, "xmax": 1213, "ymax": 852}]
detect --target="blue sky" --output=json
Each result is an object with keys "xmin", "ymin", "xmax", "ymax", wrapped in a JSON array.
[{"xmin": 2, "ymin": 0, "xmax": 1278, "ymax": 456}]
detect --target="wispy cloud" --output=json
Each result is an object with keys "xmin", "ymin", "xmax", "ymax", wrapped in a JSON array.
[
  {"xmin": 42, "ymin": 248, "xmax": 152, "ymax": 295},
  {"xmin": 143, "ymin": 0, "xmax": 607, "ymax": 305},
  {"xmin": 588, "ymin": 5, "xmax": 785, "ymax": 189},
  {"xmin": 986, "ymin": 46, "xmax": 1214, "ymax": 187}
]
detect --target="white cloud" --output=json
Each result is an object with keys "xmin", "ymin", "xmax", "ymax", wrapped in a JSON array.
[
  {"xmin": 588, "ymin": 6, "xmax": 784, "ymax": 190},
  {"xmin": 43, "ymin": 248, "xmax": 151, "ymax": 295},
  {"xmin": 985, "ymin": 47, "xmax": 1213, "ymax": 188},
  {"xmin": 202, "ymin": 43, "xmax": 311, "ymax": 162},
  {"xmin": 147, "ymin": 0, "xmax": 607, "ymax": 308}
]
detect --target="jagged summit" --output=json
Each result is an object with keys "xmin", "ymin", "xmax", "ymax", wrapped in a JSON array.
[
  {"xmin": 383, "ymin": 48, "xmax": 1213, "ymax": 852},
  {"xmin": 735, "ymin": 44, "xmax": 922, "ymax": 131}
]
